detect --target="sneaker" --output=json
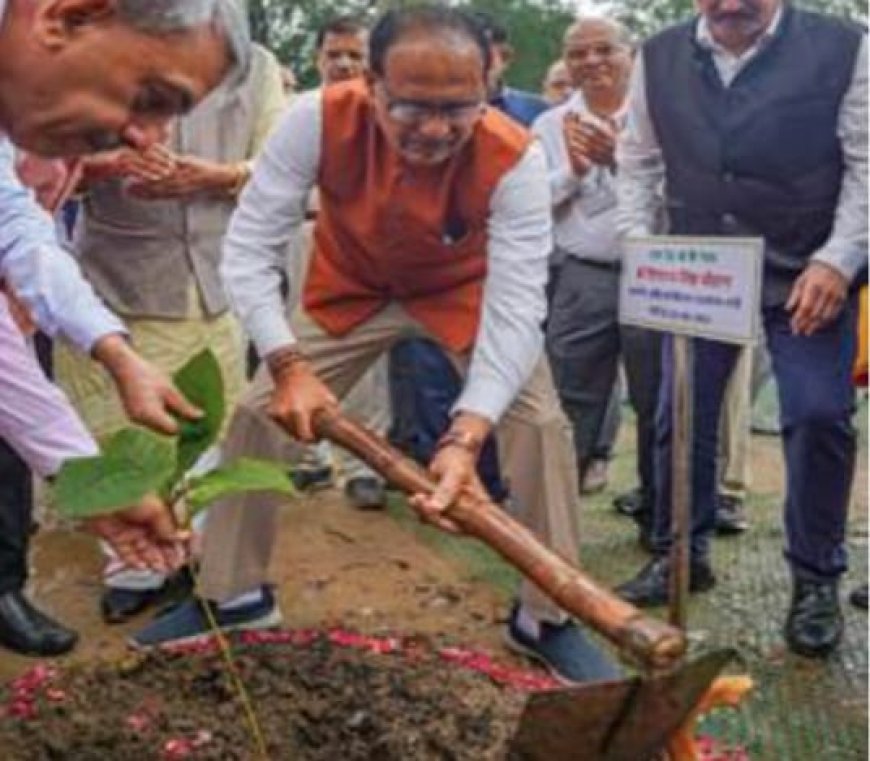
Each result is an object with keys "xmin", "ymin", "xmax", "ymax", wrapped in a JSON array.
[
  {"xmin": 345, "ymin": 476, "xmax": 387, "ymax": 510},
  {"xmin": 504, "ymin": 605, "xmax": 621, "ymax": 685},
  {"xmin": 290, "ymin": 464, "xmax": 334, "ymax": 492},
  {"xmin": 101, "ymin": 565, "xmax": 196, "ymax": 625},
  {"xmin": 715, "ymin": 495, "xmax": 749, "ymax": 535},
  {"xmin": 129, "ymin": 586, "xmax": 282, "ymax": 650},
  {"xmin": 616, "ymin": 557, "xmax": 716, "ymax": 608},
  {"xmin": 581, "ymin": 459, "xmax": 610, "ymax": 495}
]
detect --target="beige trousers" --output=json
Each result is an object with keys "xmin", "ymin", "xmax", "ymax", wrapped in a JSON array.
[
  {"xmin": 200, "ymin": 303, "xmax": 581, "ymax": 623},
  {"xmin": 54, "ymin": 298, "xmax": 246, "ymax": 589}
]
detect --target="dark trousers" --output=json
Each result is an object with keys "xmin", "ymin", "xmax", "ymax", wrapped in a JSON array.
[
  {"xmin": 0, "ymin": 438, "xmax": 33, "ymax": 594},
  {"xmin": 652, "ymin": 297, "xmax": 858, "ymax": 580},
  {"xmin": 388, "ymin": 339, "xmax": 508, "ymax": 502},
  {"xmin": 546, "ymin": 257, "xmax": 662, "ymax": 505},
  {"xmin": 0, "ymin": 332, "xmax": 51, "ymax": 594}
]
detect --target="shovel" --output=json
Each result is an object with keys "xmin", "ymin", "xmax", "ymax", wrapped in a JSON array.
[
  {"xmin": 508, "ymin": 648, "xmax": 736, "ymax": 760},
  {"xmin": 313, "ymin": 410, "xmax": 736, "ymax": 756}
]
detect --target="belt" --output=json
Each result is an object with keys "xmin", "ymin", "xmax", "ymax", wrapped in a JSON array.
[{"xmin": 575, "ymin": 257, "xmax": 622, "ymax": 272}]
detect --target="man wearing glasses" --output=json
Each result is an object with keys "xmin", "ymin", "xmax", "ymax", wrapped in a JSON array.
[{"xmin": 134, "ymin": 4, "xmax": 619, "ymax": 687}]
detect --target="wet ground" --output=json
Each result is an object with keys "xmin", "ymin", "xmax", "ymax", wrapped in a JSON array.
[
  {"xmin": 576, "ymin": 397, "xmax": 869, "ymax": 761},
  {"xmin": 0, "ymin": 400, "xmax": 866, "ymax": 760}
]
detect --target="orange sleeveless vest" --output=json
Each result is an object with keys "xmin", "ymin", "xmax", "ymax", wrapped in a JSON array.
[{"xmin": 303, "ymin": 80, "xmax": 531, "ymax": 353}]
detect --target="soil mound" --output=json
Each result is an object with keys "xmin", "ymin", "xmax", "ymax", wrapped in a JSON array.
[{"xmin": 0, "ymin": 631, "xmax": 543, "ymax": 760}]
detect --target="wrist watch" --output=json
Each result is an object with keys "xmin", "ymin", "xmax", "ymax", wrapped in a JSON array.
[{"xmin": 435, "ymin": 429, "xmax": 483, "ymax": 457}]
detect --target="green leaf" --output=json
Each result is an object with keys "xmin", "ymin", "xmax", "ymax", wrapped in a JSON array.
[
  {"xmin": 54, "ymin": 428, "xmax": 177, "ymax": 519},
  {"xmin": 172, "ymin": 349, "xmax": 225, "ymax": 481},
  {"xmin": 185, "ymin": 459, "xmax": 295, "ymax": 518}
]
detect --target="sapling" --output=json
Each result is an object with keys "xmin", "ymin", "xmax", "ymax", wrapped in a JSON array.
[{"xmin": 53, "ymin": 349, "xmax": 294, "ymax": 527}]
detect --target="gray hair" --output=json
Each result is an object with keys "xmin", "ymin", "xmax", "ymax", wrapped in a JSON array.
[
  {"xmin": 563, "ymin": 17, "xmax": 634, "ymax": 51},
  {"xmin": 116, "ymin": 0, "xmax": 251, "ymax": 77}
]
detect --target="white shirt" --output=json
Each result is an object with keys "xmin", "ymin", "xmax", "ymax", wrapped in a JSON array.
[
  {"xmin": 697, "ymin": 6, "xmax": 784, "ymax": 86},
  {"xmin": 0, "ymin": 293, "xmax": 98, "ymax": 476},
  {"xmin": 617, "ymin": 12, "xmax": 868, "ymax": 283},
  {"xmin": 532, "ymin": 91, "xmax": 622, "ymax": 263},
  {"xmin": 221, "ymin": 90, "xmax": 552, "ymax": 423}
]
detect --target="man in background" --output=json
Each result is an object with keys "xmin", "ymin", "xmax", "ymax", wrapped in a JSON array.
[
  {"xmin": 616, "ymin": 0, "xmax": 866, "ymax": 659},
  {"xmin": 542, "ymin": 59, "xmax": 573, "ymax": 105},
  {"xmin": 535, "ymin": 18, "xmax": 662, "ymax": 548},
  {"xmin": 477, "ymin": 11, "xmax": 550, "ymax": 125},
  {"xmin": 57, "ymin": 39, "xmax": 285, "ymax": 625},
  {"xmin": 315, "ymin": 14, "xmax": 368, "ymax": 84}
]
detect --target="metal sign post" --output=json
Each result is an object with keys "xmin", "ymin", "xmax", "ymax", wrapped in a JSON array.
[{"xmin": 619, "ymin": 236, "xmax": 763, "ymax": 633}]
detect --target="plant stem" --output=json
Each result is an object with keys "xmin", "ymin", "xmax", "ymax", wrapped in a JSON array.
[{"xmin": 192, "ymin": 566, "xmax": 272, "ymax": 761}]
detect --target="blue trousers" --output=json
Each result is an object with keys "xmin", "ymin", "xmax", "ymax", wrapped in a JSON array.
[
  {"xmin": 652, "ymin": 297, "xmax": 858, "ymax": 581},
  {"xmin": 388, "ymin": 338, "xmax": 508, "ymax": 502}
]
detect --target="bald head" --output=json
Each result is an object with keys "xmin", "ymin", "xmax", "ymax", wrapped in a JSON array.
[
  {"xmin": 562, "ymin": 16, "xmax": 633, "ymax": 97},
  {"xmin": 563, "ymin": 17, "xmax": 632, "ymax": 50}
]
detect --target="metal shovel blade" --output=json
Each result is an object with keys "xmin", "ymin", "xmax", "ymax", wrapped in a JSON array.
[{"xmin": 508, "ymin": 649, "xmax": 735, "ymax": 761}]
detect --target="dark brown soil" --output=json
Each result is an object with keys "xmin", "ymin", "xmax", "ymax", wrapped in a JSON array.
[{"xmin": 0, "ymin": 633, "xmax": 536, "ymax": 761}]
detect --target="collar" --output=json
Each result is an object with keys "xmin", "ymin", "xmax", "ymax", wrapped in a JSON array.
[
  {"xmin": 696, "ymin": 4, "xmax": 783, "ymax": 56},
  {"xmin": 566, "ymin": 91, "xmax": 586, "ymax": 111},
  {"xmin": 570, "ymin": 90, "xmax": 629, "ymax": 126}
]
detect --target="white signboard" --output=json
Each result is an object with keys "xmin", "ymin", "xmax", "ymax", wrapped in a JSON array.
[{"xmin": 619, "ymin": 236, "xmax": 763, "ymax": 345}]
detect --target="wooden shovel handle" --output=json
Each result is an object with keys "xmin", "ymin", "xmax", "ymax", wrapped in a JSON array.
[{"xmin": 313, "ymin": 408, "xmax": 686, "ymax": 672}]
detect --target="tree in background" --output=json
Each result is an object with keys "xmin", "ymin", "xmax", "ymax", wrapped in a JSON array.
[
  {"xmin": 246, "ymin": 0, "xmax": 867, "ymax": 96},
  {"xmin": 462, "ymin": 0, "xmax": 574, "ymax": 92},
  {"xmin": 246, "ymin": 0, "xmax": 574, "ymax": 94}
]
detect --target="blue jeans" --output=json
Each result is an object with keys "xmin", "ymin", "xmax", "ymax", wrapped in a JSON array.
[
  {"xmin": 388, "ymin": 338, "xmax": 508, "ymax": 502},
  {"xmin": 652, "ymin": 297, "xmax": 858, "ymax": 580}
]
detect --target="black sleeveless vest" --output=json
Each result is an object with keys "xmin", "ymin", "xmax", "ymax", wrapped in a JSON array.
[{"xmin": 643, "ymin": 7, "xmax": 863, "ymax": 298}]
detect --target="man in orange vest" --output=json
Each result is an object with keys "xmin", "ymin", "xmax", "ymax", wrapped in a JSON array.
[{"xmin": 133, "ymin": 5, "xmax": 619, "ymax": 685}]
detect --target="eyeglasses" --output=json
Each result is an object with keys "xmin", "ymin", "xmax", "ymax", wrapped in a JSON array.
[{"xmin": 377, "ymin": 83, "xmax": 485, "ymax": 126}]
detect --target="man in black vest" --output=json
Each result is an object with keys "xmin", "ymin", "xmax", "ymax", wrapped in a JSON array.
[{"xmin": 614, "ymin": 0, "xmax": 866, "ymax": 658}]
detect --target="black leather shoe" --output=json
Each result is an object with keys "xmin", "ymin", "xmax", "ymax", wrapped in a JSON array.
[
  {"xmin": 345, "ymin": 476, "xmax": 387, "ymax": 511},
  {"xmin": 0, "ymin": 591, "xmax": 78, "ymax": 656},
  {"xmin": 785, "ymin": 579, "xmax": 843, "ymax": 658},
  {"xmin": 613, "ymin": 488, "xmax": 643, "ymax": 518},
  {"xmin": 850, "ymin": 584, "xmax": 868, "ymax": 611},
  {"xmin": 715, "ymin": 495, "xmax": 749, "ymax": 535},
  {"xmin": 101, "ymin": 565, "xmax": 196, "ymax": 625},
  {"xmin": 616, "ymin": 556, "xmax": 716, "ymax": 608}
]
